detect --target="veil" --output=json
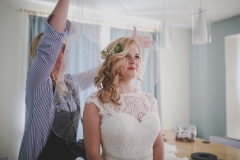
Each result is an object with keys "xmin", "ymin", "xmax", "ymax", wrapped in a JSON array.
[{"xmin": 49, "ymin": 0, "xmax": 161, "ymax": 156}]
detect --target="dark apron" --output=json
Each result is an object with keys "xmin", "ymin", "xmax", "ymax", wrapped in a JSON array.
[
  {"xmin": 38, "ymin": 85, "xmax": 81, "ymax": 160},
  {"xmin": 37, "ymin": 109, "xmax": 80, "ymax": 160}
]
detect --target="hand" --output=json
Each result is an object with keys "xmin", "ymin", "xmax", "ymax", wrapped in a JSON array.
[{"xmin": 132, "ymin": 27, "xmax": 155, "ymax": 48}]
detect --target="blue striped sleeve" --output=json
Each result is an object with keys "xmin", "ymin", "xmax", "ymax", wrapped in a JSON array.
[
  {"xmin": 26, "ymin": 14, "xmax": 72, "ymax": 89},
  {"xmin": 71, "ymin": 65, "xmax": 100, "ymax": 92}
]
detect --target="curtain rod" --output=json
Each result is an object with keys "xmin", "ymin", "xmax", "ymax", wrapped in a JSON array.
[
  {"xmin": 19, "ymin": 9, "xmax": 49, "ymax": 17},
  {"xmin": 19, "ymin": 9, "xmax": 158, "ymax": 32}
]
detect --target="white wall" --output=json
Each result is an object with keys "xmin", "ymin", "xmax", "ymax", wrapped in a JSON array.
[
  {"xmin": 189, "ymin": 15, "xmax": 240, "ymax": 139},
  {"xmin": 160, "ymin": 27, "xmax": 190, "ymax": 130},
  {"xmin": 0, "ymin": 0, "xmax": 190, "ymax": 159},
  {"xmin": 225, "ymin": 34, "xmax": 240, "ymax": 140}
]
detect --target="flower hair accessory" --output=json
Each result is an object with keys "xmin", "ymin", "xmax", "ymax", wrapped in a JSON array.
[{"xmin": 101, "ymin": 43, "xmax": 123, "ymax": 59}]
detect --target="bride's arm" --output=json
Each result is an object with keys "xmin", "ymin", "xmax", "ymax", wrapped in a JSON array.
[
  {"xmin": 153, "ymin": 130, "xmax": 164, "ymax": 160},
  {"xmin": 150, "ymin": 95, "xmax": 164, "ymax": 160},
  {"xmin": 83, "ymin": 102, "xmax": 104, "ymax": 160}
]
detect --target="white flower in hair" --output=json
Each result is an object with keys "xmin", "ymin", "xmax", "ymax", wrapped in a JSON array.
[{"xmin": 101, "ymin": 43, "xmax": 123, "ymax": 59}]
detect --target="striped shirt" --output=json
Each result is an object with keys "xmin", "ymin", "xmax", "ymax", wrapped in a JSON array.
[{"xmin": 18, "ymin": 15, "xmax": 98, "ymax": 160}]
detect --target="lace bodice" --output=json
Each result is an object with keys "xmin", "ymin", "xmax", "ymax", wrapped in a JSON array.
[{"xmin": 86, "ymin": 91, "xmax": 161, "ymax": 160}]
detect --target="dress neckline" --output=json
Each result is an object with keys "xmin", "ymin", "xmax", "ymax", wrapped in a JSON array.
[{"xmin": 120, "ymin": 89, "xmax": 140, "ymax": 95}]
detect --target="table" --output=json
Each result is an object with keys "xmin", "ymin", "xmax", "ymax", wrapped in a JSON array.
[{"xmin": 162, "ymin": 130, "xmax": 240, "ymax": 160}]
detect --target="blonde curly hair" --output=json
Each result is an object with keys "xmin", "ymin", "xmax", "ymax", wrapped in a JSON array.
[
  {"xmin": 94, "ymin": 37, "xmax": 142, "ymax": 106},
  {"xmin": 30, "ymin": 32, "xmax": 44, "ymax": 62}
]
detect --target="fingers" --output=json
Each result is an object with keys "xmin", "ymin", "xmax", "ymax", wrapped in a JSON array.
[
  {"xmin": 136, "ymin": 36, "xmax": 154, "ymax": 48},
  {"xmin": 132, "ymin": 26, "xmax": 155, "ymax": 48},
  {"xmin": 142, "ymin": 36, "xmax": 155, "ymax": 47},
  {"xmin": 132, "ymin": 26, "xmax": 138, "ymax": 40}
]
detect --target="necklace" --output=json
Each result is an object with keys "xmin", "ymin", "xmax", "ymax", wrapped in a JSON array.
[
  {"xmin": 50, "ymin": 72, "xmax": 57, "ymax": 86},
  {"xmin": 51, "ymin": 72, "xmax": 71, "ymax": 93}
]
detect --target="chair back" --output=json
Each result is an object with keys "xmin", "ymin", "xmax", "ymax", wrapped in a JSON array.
[{"xmin": 209, "ymin": 135, "xmax": 240, "ymax": 149}]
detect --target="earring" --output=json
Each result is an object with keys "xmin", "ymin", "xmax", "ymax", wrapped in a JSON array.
[
  {"xmin": 51, "ymin": 73, "xmax": 57, "ymax": 85},
  {"xmin": 115, "ymin": 76, "xmax": 119, "ymax": 84}
]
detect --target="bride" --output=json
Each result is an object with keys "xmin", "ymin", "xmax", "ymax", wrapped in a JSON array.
[{"xmin": 83, "ymin": 37, "xmax": 164, "ymax": 160}]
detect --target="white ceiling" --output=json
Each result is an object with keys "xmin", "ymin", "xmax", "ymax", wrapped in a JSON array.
[{"xmin": 28, "ymin": 0, "xmax": 240, "ymax": 28}]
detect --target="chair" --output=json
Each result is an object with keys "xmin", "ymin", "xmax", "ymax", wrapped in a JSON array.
[{"xmin": 209, "ymin": 135, "xmax": 240, "ymax": 149}]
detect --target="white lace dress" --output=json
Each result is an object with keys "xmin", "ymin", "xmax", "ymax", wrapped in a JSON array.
[{"xmin": 86, "ymin": 90, "xmax": 161, "ymax": 160}]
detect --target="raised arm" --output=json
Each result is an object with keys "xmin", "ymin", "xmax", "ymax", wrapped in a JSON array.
[
  {"xmin": 26, "ymin": 0, "xmax": 71, "ymax": 88},
  {"xmin": 83, "ymin": 102, "xmax": 104, "ymax": 160},
  {"xmin": 49, "ymin": 0, "xmax": 70, "ymax": 33}
]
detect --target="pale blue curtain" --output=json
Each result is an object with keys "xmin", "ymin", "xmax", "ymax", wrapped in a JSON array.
[
  {"xmin": 67, "ymin": 22, "xmax": 100, "ymax": 140},
  {"xmin": 110, "ymin": 28, "xmax": 162, "ymax": 119}
]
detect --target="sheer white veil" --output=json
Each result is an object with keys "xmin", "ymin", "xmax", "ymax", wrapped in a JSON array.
[{"xmin": 49, "ymin": 0, "xmax": 160, "ymax": 155}]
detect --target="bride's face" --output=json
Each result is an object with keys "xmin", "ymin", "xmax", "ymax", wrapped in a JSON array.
[{"xmin": 119, "ymin": 44, "xmax": 141, "ymax": 81}]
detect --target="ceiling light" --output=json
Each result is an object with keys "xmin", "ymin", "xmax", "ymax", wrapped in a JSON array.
[
  {"xmin": 192, "ymin": 0, "xmax": 211, "ymax": 45},
  {"xmin": 160, "ymin": 0, "xmax": 172, "ymax": 50}
]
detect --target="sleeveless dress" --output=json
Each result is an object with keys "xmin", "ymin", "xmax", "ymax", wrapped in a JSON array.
[{"xmin": 86, "ymin": 90, "xmax": 161, "ymax": 160}]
